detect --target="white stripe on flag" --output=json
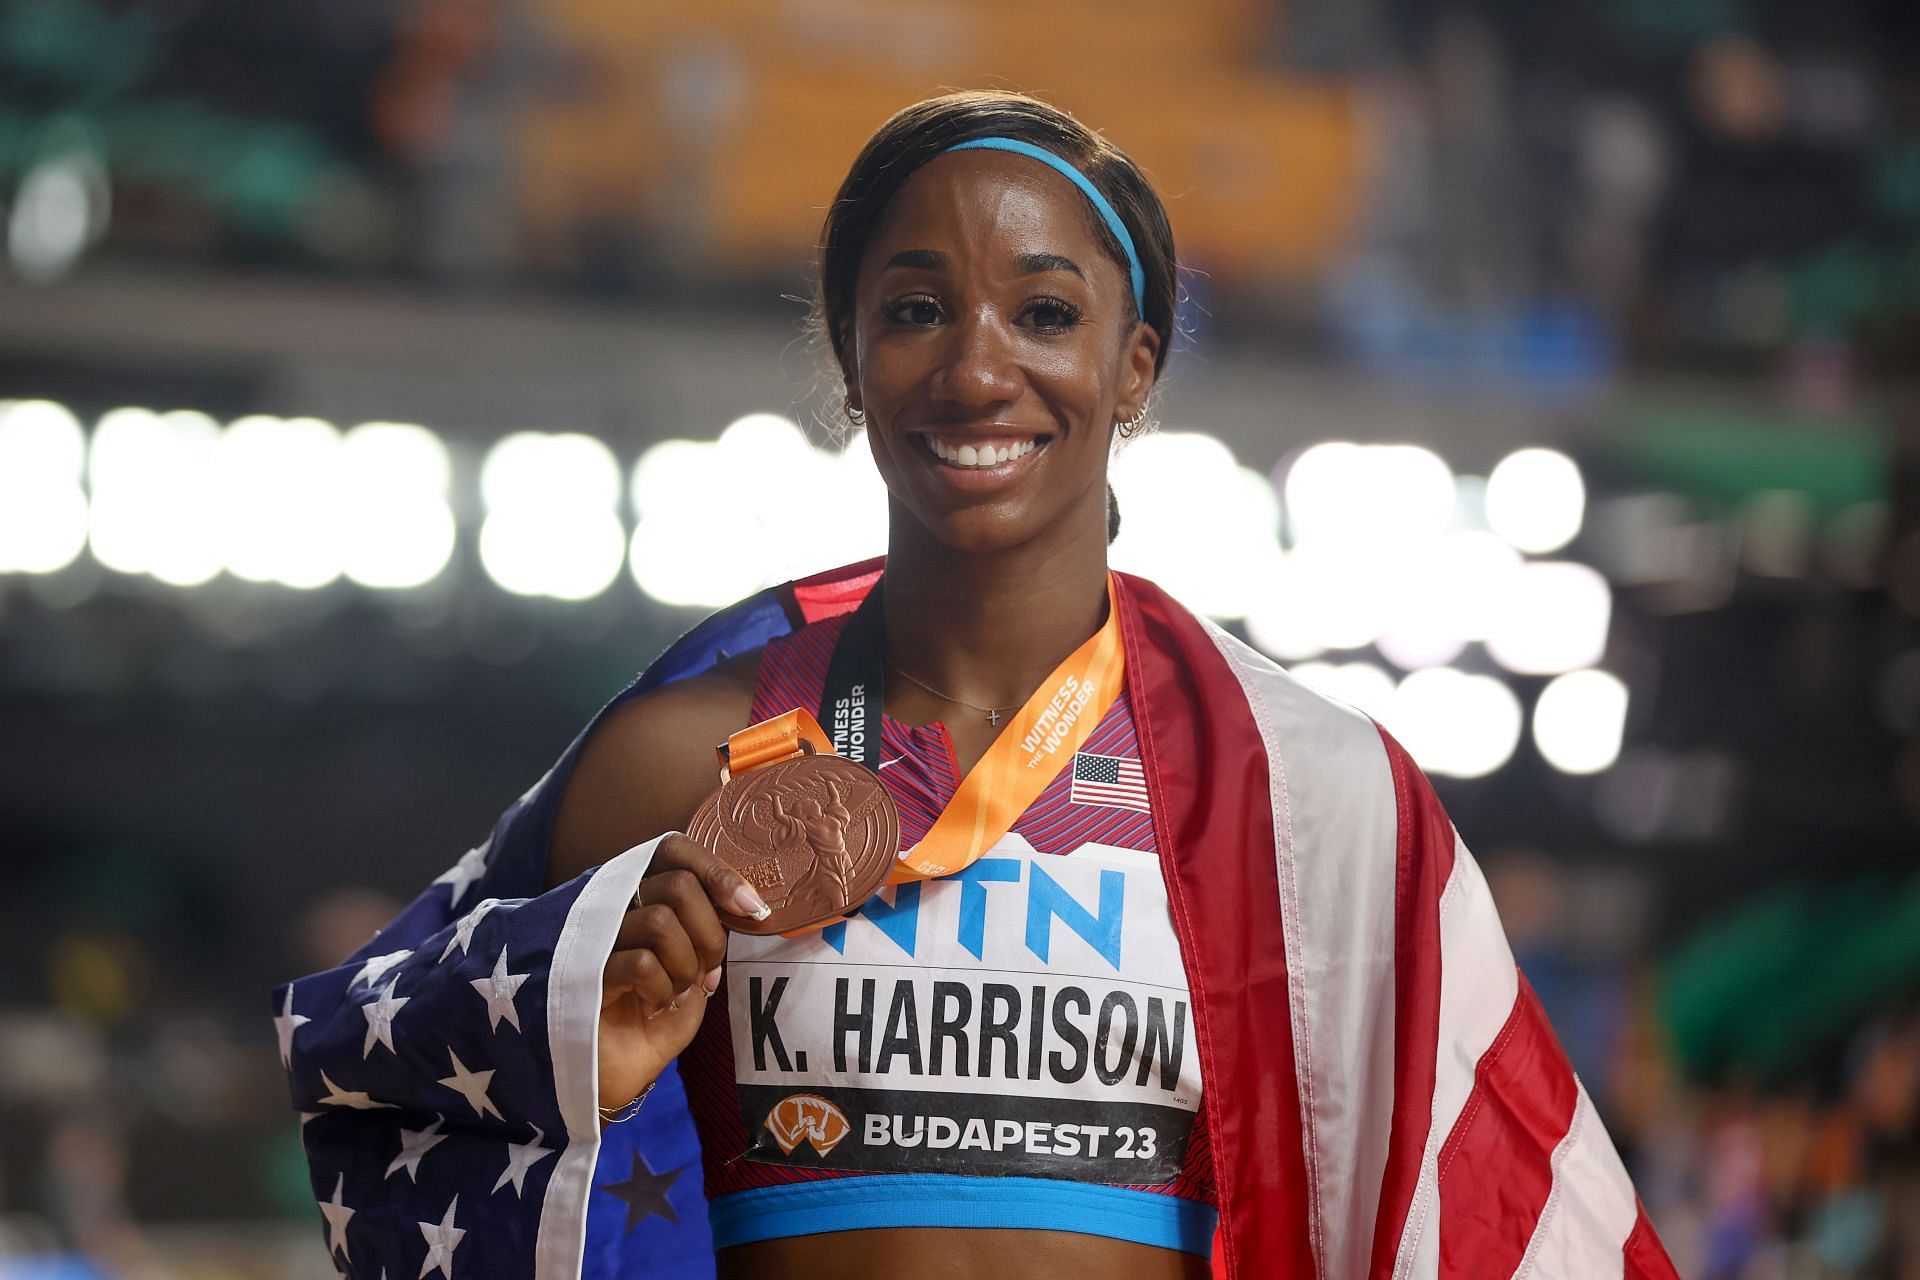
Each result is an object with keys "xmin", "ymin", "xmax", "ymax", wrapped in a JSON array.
[
  {"xmin": 1513, "ymin": 1084, "xmax": 1639, "ymax": 1280},
  {"xmin": 1202, "ymin": 621, "xmax": 1402, "ymax": 1280},
  {"xmin": 538, "ymin": 837, "xmax": 661, "ymax": 1280},
  {"xmin": 1394, "ymin": 842, "xmax": 1521, "ymax": 1279}
]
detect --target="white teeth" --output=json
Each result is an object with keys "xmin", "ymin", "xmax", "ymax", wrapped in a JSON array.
[{"xmin": 926, "ymin": 438, "xmax": 1038, "ymax": 468}]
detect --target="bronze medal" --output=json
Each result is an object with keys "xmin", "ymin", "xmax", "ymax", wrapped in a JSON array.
[{"xmin": 687, "ymin": 753, "xmax": 900, "ymax": 935}]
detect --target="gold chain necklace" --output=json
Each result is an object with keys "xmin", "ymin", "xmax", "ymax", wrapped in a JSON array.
[{"xmin": 885, "ymin": 658, "xmax": 1020, "ymax": 727}]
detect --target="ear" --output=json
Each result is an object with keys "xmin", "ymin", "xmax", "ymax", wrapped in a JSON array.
[
  {"xmin": 1114, "ymin": 321, "xmax": 1160, "ymax": 423},
  {"xmin": 836, "ymin": 326, "xmax": 863, "ymax": 413}
]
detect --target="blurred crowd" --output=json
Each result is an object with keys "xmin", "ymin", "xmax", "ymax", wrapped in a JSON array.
[{"xmin": 2, "ymin": 0, "xmax": 1917, "ymax": 1276}]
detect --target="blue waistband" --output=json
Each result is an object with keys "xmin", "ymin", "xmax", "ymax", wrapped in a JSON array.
[{"xmin": 707, "ymin": 1174, "xmax": 1216, "ymax": 1257}]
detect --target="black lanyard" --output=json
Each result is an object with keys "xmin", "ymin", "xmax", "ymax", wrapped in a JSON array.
[{"xmin": 818, "ymin": 580, "xmax": 887, "ymax": 769}]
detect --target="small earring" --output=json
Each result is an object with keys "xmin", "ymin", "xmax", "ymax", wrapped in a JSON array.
[
  {"xmin": 844, "ymin": 398, "xmax": 866, "ymax": 427},
  {"xmin": 1115, "ymin": 409, "xmax": 1146, "ymax": 439}
]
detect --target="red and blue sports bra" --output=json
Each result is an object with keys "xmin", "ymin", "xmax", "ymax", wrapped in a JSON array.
[{"xmin": 678, "ymin": 612, "xmax": 1217, "ymax": 1255}]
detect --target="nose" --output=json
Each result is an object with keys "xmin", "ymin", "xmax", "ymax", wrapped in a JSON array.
[{"xmin": 929, "ymin": 305, "xmax": 1021, "ymax": 409}]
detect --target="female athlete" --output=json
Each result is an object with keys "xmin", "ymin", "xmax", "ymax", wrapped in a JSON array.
[{"xmin": 277, "ymin": 91, "xmax": 1677, "ymax": 1280}]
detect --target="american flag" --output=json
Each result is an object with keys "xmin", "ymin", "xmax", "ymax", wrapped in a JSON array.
[
  {"xmin": 1069, "ymin": 752, "xmax": 1149, "ymax": 813},
  {"xmin": 265, "ymin": 575, "xmax": 828, "ymax": 1280},
  {"xmin": 272, "ymin": 561, "xmax": 1677, "ymax": 1279}
]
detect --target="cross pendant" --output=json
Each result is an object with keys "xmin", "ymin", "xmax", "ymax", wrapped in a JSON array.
[{"xmin": 987, "ymin": 708, "xmax": 1001, "ymax": 727}]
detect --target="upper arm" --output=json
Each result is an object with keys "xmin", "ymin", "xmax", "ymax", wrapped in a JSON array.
[{"xmin": 543, "ymin": 653, "xmax": 760, "ymax": 891}]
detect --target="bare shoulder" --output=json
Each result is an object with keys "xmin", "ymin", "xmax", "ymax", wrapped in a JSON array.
[{"xmin": 544, "ymin": 649, "xmax": 761, "ymax": 890}]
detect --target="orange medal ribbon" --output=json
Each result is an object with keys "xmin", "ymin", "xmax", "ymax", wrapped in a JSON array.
[
  {"xmin": 889, "ymin": 574, "xmax": 1125, "ymax": 881},
  {"xmin": 715, "ymin": 708, "xmax": 834, "ymax": 781}
]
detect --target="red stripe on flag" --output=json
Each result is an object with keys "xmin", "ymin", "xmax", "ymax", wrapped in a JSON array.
[
  {"xmin": 1116, "ymin": 573, "xmax": 1314, "ymax": 1280},
  {"xmin": 790, "ymin": 556, "xmax": 884, "ymax": 623},
  {"xmin": 1623, "ymin": 1199, "xmax": 1682, "ymax": 1280},
  {"xmin": 1368, "ymin": 729, "xmax": 1456, "ymax": 1280},
  {"xmin": 1435, "ymin": 976, "xmax": 1579, "ymax": 1280}
]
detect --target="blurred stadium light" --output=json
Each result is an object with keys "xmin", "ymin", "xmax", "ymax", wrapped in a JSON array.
[
  {"xmin": 1485, "ymin": 447, "xmax": 1586, "ymax": 554},
  {"xmin": 87, "ymin": 407, "xmax": 224, "ymax": 587},
  {"xmin": 1534, "ymin": 669, "xmax": 1631, "ymax": 775},
  {"xmin": 339, "ymin": 424, "xmax": 457, "ymax": 591},
  {"xmin": 478, "ymin": 431, "xmax": 625, "ymax": 601},
  {"xmin": 0, "ymin": 400, "xmax": 88, "ymax": 574},
  {"xmin": 0, "ymin": 395, "xmax": 1641, "ymax": 785}
]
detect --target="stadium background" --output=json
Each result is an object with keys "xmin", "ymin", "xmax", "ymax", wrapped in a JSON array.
[{"xmin": 1, "ymin": 0, "xmax": 1918, "ymax": 1274}]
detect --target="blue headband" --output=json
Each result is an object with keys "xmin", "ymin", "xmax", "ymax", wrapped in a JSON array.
[{"xmin": 943, "ymin": 136, "xmax": 1147, "ymax": 319}]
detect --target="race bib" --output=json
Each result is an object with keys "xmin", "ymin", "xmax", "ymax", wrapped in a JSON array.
[{"xmin": 726, "ymin": 836, "xmax": 1201, "ymax": 1183}]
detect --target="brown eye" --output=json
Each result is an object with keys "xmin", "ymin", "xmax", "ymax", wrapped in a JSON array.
[
  {"xmin": 1025, "ymin": 297, "xmax": 1082, "ymax": 334},
  {"xmin": 885, "ymin": 295, "xmax": 943, "ymax": 326}
]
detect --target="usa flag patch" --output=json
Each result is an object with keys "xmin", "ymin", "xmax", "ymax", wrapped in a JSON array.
[{"xmin": 1069, "ymin": 752, "xmax": 1150, "ymax": 813}]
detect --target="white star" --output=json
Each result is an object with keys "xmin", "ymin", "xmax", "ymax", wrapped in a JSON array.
[
  {"xmin": 492, "ymin": 1123, "xmax": 556, "ymax": 1196},
  {"xmin": 274, "ymin": 985, "xmax": 311, "ymax": 1068},
  {"xmin": 361, "ymin": 979, "xmax": 412, "ymax": 1058},
  {"xmin": 417, "ymin": 1195, "xmax": 465, "ymax": 1280},
  {"xmin": 439, "ymin": 897, "xmax": 500, "ymax": 962},
  {"xmin": 469, "ymin": 947, "xmax": 529, "ymax": 1033},
  {"xmin": 433, "ymin": 842, "xmax": 490, "ymax": 910},
  {"xmin": 436, "ymin": 1049, "xmax": 501, "ymax": 1120},
  {"xmin": 318, "ymin": 1172, "xmax": 356, "ymax": 1260},
  {"xmin": 351, "ymin": 948, "xmax": 413, "ymax": 991},
  {"xmin": 317, "ymin": 1071, "xmax": 397, "ymax": 1110},
  {"xmin": 386, "ymin": 1115, "xmax": 448, "ymax": 1182}
]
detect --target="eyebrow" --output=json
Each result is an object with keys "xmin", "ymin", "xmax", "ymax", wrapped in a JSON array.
[
  {"xmin": 883, "ymin": 249, "xmax": 949, "ymax": 271},
  {"xmin": 880, "ymin": 248, "xmax": 1087, "ymax": 281},
  {"xmin": 1015, "ymin": 252, "xmax": 1085, "ymax": 281}
]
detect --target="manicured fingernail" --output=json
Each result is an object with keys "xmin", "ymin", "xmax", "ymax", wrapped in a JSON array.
[
  {"xmin": 675, "ymin": 984, "xmax": 696, "ymax": 1006},
  {"xmin": 702, "ymin": 966, "xmax": 723, "ymax": 995},
  {"xmin": 732, "ymin": 885, "xmax": 771, "ymax": 920}
]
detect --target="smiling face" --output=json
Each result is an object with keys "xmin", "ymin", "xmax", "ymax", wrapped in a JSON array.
[{"xmin": 840, "ymin": 150, "xmax": 1159, "ymax": 555}]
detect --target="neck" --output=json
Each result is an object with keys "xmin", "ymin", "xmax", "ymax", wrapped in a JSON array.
[{"xmin": 881, "ymin": 511, "xmax": 1110, "ymax": 710}]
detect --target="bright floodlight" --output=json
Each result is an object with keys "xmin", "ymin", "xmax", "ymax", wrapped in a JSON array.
[
  {"xmin": 1375, "ymin": 531, "xmax": 1523, "ymax": 669},
  {"xmin": 631, "ymin": 439, "xmax": 727, "ymax": 520},
  {"xmin": 1388, "ymin": 667, "xmax": 1522, "ymax": 778},
  {"xmin": 479, "ymin": 432, "xmax": 624, "ymax": 600},
  {"xmin": 1486, "ymin": 560, "xmax": 1612, "ymax": 674},
  {"xmin": 629, "ymin": 511, "xmax": 767, "ymax": 608},
  {"xmin": 0, "ymin": 400, "xmax": 88, "ymax": 574},
  {"xmin": 482, "ymin": 431, "xmax": 620, "ymax": 512},
  {"xmin": 1282, "ymin": 441, "xmax": 1366, "ymax": 545},
  {"xmin": 1373, "ymin": 445, "xmax": 1457, "ymax": 543},
  {"xmin": 1282, "ymin": 441, "xmax": 1455, "ymax": 548},
  {"xmin": 1485, "ymin": 447, "xmax": 1585, "ymax": 554},
  {"xmin": 340, "ymin": 423, "xmax": 456, "ymax": 590},
  {"xmin": 628, "ymin": 418, "xmax": 886, "ymax": 608},
  {"xmin": 714, "ymin": 414, "xmax": 878, "ymax": 583},
  {"xmin": 1533, "ymin": 669, "xmax": 1629, "ymax": 774},
  {"xmin": 1111, "ymin": 431, "xmax": 1284, "ymax": 619},
  {"xmin": 1246, "ymin": 543, "xmax": 1394, "ymax": 660},
  {"xmin": 216, "ymin": 415, "xmax": 345, "ymax": 589},
  {"xmin": 89, "ymin": 407, "xmax": 225, "ymax": 586}
]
